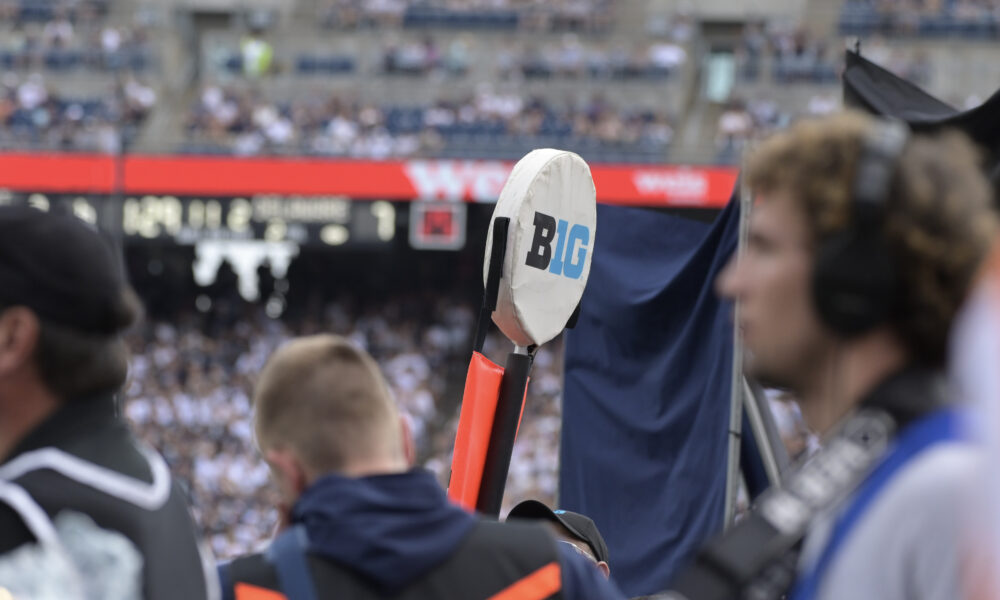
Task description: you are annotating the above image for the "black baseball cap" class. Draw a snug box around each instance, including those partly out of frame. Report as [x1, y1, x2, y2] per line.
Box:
[0, 205, 134, 334]
[507, 500, 610, 563]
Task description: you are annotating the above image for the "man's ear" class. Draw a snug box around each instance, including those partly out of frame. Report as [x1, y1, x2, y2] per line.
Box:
[265, 446, 310, 497]
[400, 416, 415, 467]
[0, 308, 40, 375]
[596, 561, 610, 579]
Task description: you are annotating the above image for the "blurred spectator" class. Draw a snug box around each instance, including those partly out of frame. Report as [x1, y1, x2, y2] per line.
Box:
[240, 29, 273, 78]
[0, 72, 154, 151]
[16, 72, 46, 109]
[735, 23, 767, 80]
[713, 91, 847, 164]
[649, 41, 687, 74]
[444, 36, 472, 76]
[734, 23, 840, 83]
[766, 390, 818, 461]
[382, 35, 441, 75]
[42, 9, 74, 48]
[366, 0, 407, 28]
[771, 26, 837, 83]
[716, 100, 754, 153]
[123, 75, 156, 120]
[807, 92, 838, 116]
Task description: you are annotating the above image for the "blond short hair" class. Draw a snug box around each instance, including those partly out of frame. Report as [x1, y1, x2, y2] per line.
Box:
[253, 334, 401, 473]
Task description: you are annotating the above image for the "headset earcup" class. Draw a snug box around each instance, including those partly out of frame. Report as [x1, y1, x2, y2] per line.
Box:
[812, 230, 895, 337]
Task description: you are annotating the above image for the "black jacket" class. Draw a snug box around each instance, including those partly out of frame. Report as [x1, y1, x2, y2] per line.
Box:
[0, 395, 213, 600]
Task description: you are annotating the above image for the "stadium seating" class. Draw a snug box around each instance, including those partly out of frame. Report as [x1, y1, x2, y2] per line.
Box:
[840, 0, 1000, 38]
[402, 6, 520, 30]
[7, 0, 109, 22]
[3, 0, 996, 163]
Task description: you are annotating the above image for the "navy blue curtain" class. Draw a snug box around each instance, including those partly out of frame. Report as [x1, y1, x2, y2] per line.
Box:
[560, 197, 740, 597]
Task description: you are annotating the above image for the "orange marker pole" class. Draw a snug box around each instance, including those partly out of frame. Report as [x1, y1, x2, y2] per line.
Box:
[448, 352, 505, 511]
[475, 350, 533, 517]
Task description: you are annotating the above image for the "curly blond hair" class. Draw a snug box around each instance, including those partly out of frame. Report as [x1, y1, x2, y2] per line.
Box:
[746, 110, 997, 365]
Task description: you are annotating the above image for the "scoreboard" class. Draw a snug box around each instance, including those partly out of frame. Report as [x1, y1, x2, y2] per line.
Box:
[0, 155, 740, 254]
[0, 191, 399, 248]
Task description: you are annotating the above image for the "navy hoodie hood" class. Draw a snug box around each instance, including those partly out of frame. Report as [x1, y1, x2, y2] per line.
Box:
[291, 469, 477, 593]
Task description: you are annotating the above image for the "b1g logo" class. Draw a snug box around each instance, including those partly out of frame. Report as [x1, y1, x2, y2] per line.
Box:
[524, 211, 590, 280]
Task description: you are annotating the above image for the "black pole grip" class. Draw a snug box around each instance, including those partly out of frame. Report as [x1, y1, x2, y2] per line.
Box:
[476, 350, 533, 517]
[473, 217, 509, 354]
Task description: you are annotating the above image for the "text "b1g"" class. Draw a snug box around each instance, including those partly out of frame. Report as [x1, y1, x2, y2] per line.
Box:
[524, 211, 590, 280]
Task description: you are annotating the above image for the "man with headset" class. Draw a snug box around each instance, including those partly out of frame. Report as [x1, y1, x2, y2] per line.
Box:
[693, 111, 996, 599]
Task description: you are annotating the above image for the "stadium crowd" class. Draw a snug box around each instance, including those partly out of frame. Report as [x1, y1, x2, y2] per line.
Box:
[185, 84, 674, 158]
[375, 34, 687, 80]
[715, 91, 839, 155]
[496, 37, 686, 80]
[213, 33, 686, 86]
[735, 23, 932, 85]
[0, 0, 154, 72]
[319, 0, 615, 32]
[0, 71, 155, 150]
[842, 0, 1000, 35]
[120, 264, 573, 559]
[736, 23, 839, 83]
[119, 255, 807, 559]
[717, 31, 936, 162]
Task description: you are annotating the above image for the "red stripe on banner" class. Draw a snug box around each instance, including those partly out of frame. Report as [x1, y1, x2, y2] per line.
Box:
[122, 155, 417, 198]
[0, 152, 115, 193]
[595, 164, 738, 207]
[0, 153, 739, 207]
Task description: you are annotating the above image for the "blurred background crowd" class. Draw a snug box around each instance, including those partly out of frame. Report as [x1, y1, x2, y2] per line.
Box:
[185, 84, 674, 159]
[5, 0, 997, 163]
[119, 252, 809, 559]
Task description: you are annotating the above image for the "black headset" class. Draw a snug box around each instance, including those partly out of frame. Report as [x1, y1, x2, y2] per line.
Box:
[811, 118, 909, 337]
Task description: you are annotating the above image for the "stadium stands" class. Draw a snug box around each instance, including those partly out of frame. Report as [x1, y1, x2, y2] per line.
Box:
[0, 72, 155, 151]
[125, 302, 564, 559]
[183, 83, 674, 161]
[0, 0, 154, 73]
[120, 251, 564, 558]
[5, 0, 999, 163]
[319, 0, 615, 33]
[1, 0, 110, 24]
[840, 0, 1000, 38]
[189, 0, 682, 162]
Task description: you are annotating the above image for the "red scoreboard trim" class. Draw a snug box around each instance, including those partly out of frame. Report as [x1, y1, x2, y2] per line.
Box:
[0, 153, 738, 207]
[0, 153, 116, 193]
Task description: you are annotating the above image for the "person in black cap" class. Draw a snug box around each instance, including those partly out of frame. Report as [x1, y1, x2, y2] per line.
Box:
[0, 206, 214, 599]
[507, 500, 611, 579]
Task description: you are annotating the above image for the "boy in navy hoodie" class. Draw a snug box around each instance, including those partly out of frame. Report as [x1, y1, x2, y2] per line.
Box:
[219, 334, 626, 600]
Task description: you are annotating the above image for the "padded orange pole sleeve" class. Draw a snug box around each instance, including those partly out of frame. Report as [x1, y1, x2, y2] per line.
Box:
[448, 351, 505, 511]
